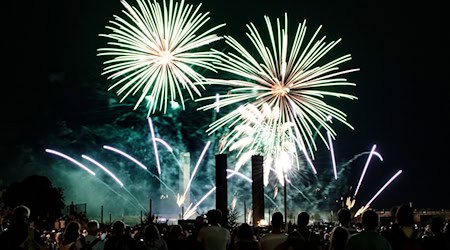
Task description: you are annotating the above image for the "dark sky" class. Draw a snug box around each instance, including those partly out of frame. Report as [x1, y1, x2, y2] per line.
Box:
[1, 0, 447, 210]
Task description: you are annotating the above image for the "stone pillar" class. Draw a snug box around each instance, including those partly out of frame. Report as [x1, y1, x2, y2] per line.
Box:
[252, 155, 264, 226]
[215, 154, 228, 227]
[180, 152, 191, 208]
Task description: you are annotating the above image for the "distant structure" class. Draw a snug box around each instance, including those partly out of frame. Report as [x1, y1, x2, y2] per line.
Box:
[375, 208, 450, 226]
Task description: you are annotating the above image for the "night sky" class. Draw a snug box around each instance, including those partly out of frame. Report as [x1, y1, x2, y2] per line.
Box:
[1, 0, 447, 211]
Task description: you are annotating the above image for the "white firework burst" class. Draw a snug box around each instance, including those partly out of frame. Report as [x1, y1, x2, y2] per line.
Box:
[98, 0, 225, 115]
[198, 13, 358, 158]
[221, 103, 299, 186]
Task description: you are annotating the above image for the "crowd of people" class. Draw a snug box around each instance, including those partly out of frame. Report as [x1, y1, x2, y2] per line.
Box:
[1, 203, 450, 250]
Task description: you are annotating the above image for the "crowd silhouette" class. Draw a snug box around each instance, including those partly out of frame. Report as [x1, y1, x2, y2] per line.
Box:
[1, 204, 450, 250]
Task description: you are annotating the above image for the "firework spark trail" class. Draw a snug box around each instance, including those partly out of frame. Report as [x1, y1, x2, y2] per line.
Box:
[45, 149, 96, 176]
[183, 186, 216, 219]
[82, 155, 124, 186]
[364, 170, 402, 208]
[103, 145, 176, 196]
[339, 151, 383, 168]
[285, 178, 311, 202]
[355, 170, 402, 217]
[148, 118, 161, 175]
[98, 0, 225, 115]
[154, 138, 183, 168]
[264, 194, 280, 210]
[154, 138, 172, 152]
[178, 141, 211, 206]
[225, 169, 281, 210]
[301, 146, 317, 174]
[197, 14, 358, 160]
[353, 144, 380, 197]
[226, 169, 252, 182]
[45, 149, 142, 210]
[81, 155, 147, 212]
[327, 131, 338, 179]
[222, 103, 317, 187]
[215, 93, 220, 112]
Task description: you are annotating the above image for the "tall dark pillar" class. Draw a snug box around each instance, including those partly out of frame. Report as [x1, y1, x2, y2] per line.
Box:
[252, 155, 264, 226]
[215, 154, 228, 226]
[100, 205, 104, 224]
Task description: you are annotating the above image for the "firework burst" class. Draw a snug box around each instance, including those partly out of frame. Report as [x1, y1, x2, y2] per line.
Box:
[198, 13, 358, 158]
[221, 103, 303, 187]
[98, 0, 225, 115]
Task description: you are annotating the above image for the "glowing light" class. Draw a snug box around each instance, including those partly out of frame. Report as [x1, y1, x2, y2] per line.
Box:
[183, 186, 216, 219]
[301, 146, 318, 174]
[353, 144, 380, 197]
[346, 196, 356, 210]
[46, 150, 148, 211]
[231, 196, 237, 211]
[82, 155, 124, 186]
[82, 155, 147, 211]
[178, 141, 211, 206]
[327, 131, 338, 180]
[170, 100, 180, 110]
[98, 0, 225, 115]
[102, 145, 177, 196]
[148, 118, 161, 175]
[154, 138, 173, 152]
[226, 169, 253, 182]
[103, 145, 148, 170]
[247, 210, 253, 225]
[355, 170, 402, 217]
[258, 219, 269, 226]
[45, 149, 96, 176]
[220, 103, 304, 186]
[198, 14, 358, 159]
[215, 93, 220, 112]
[365, 170, 402, 208]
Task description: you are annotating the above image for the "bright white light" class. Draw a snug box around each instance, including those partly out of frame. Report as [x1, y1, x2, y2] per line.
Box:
[226, 169, 253, 182]
[327, 132, 338, 180]
[82, 155, 124, 187]
[178, 141, 211, 206]
[154, 138, 173, 153]
[183, 186, 216, 219]
[353, 144, 377, 197]
[45, 149, 96, 176]
[98, 0, 225, 115]
[103, 145, 148, 170]
[148, 118, 161, 175]
[215, 93, 220, 112]
[356, 170, 402, 217]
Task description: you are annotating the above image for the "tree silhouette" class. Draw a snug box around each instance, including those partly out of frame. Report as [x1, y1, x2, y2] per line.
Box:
[3, 175, 65, 229]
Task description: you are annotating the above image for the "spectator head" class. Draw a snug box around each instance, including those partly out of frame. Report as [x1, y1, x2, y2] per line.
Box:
[86, 220, 100, 236]
[13, 205, 30, 223]
[195, 215, 205, 224]
[111, 220, 126, 236]
[330, 226, 349, 250]
[206, 209, 222, 225]
[237, 223, 254, 240]
[62, 221, 81, 244]
[169, 224, 183, 238]
[337, 208, 351, 226]
[271, 212, 284, 228]
[429, 216, 444, 234]
[362, 210, 378, 230]
[195, 215, 206, 228]
[395, 204, 414, 226]
[144, 224, 161, 241]
[297, 212, 310, 228]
